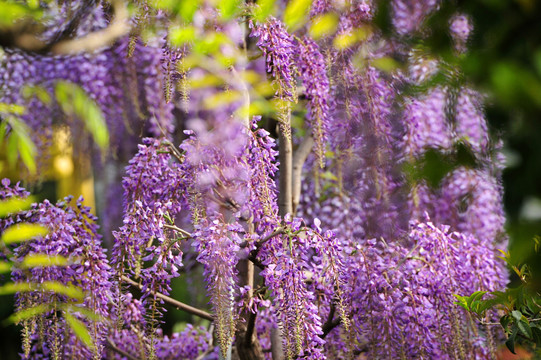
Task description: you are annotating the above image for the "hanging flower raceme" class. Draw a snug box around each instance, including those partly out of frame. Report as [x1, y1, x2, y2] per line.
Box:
[1, 182, 113, 359]
[192, 217, 242, 358]
[257, 216, 329, 360]
[341, 219, 505, 359]
[296, 37, 332, 168]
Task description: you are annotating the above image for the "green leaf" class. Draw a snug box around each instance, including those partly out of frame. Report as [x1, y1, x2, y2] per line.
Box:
[253, 0, 276, 22]
[309, 13, 339, 39]
[0, 261, 12, 274]
[5, 304, 52, 324]
[1, 223, 48, 244]
[0, 196, 34, 217]
[517, 319, 533, 339]
[371, 57, 401, 73]
[0, 103, 25, 115]
[6, 132, 18, 167]
[453, 294, 469, 310]
[218, 0, 240, 20]
[61, 304, 102, 322]
[20, 254, 69, 268]
[283, 0, 311, 31]
[169, 26, 196, 46]
[40, 281, 85, 301]
[0, 282, 33, 295]
[15, 131, 37, 173]
[55, 81, 109, 150]
[64, 312, 94, 349]
[500, 314, 511, 331]
[512, 310, 523, 322]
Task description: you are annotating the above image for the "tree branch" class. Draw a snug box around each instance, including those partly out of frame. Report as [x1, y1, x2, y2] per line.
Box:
[292, 132, 314, 214]
[121, 275, 213, 321]
[278, 104, 293, 218]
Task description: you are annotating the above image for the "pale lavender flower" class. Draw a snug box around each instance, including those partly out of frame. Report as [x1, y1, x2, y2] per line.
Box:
[450, 13, 473, 53]
[403, 87, 453, 157]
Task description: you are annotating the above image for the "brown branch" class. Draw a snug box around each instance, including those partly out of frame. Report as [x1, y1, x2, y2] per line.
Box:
[121, 275, 213, 321]
[292, 132, 314, 214]
[106, 337, 141, 360]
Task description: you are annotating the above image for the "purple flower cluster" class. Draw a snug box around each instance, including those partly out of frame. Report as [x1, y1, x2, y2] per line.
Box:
[251, 17, 297, 98]
[192, 218, 241, 358]
[2, 183, 113, 358]
[296, 37, 332, 167]
[341, 220, 505, 358]
[392, 0, 441, 35]
[112, 138, 185, 312]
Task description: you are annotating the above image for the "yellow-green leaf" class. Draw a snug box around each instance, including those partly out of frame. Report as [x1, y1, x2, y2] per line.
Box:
[253, 0, 276, 22]
[202, 91, 242, 109]
[0, 282, 33, 295]
[1, 223, 48, 244]
[218, 0, 240, 20]
[0, 103, 25, 115]
[6, 304, 52, 324]
[333, 32, 357, 50]
[65, 312, 94, 349]
[41, 281, 85, 301]
[20, 254, 69, 268]
[283, 0, 312, 31]
[0, 196, 34, 217]
[0, 261, 11, 274]
[309, 13, 339, 39]
[372, 56, 401, 73]
[55, 81, 109, 150]
[169, 26, 196, 46]
[61, 304, 103, 322]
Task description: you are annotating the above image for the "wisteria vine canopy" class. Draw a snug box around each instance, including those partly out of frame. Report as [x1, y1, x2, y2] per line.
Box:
[0, 0, 510, 359]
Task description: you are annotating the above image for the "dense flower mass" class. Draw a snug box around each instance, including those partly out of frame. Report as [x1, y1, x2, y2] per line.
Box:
[0, 1, 509, 359]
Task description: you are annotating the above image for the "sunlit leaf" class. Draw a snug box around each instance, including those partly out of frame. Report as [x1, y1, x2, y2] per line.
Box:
[20, 254, 69, 268]
[6, 304, 52, 324]
[218, 0, 241, 20]
[189, 74, 225, 89]
[40, 281, 85, 301]
[1, 223, 48, 244]
[55, 81, 109, 150]
[193, 32, 231, 55]
[283, 0, 311, 31]
[0, 282, 33, 295]
[169, 26, 196, 46]
[0, 196, 34, 217]
[0, 261, 11, 273]
[253, 0, 276, 22]
[64, 312, 94, 349]
[202, 90, 242, 109]
[372, 57, 401, 73]
[0, 103, 25, 115]
[61, 304, 102, 322]
[309, 13, 339, 39]
[21, 85, 51, 104]
[333, 32, 357, 50]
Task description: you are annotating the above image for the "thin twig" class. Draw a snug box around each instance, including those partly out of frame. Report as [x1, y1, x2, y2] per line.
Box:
[121, 275, 213, 321]
[163, 224, 192, 238]
[240, 227, 284, 249]
[106, 337, 141, 360]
